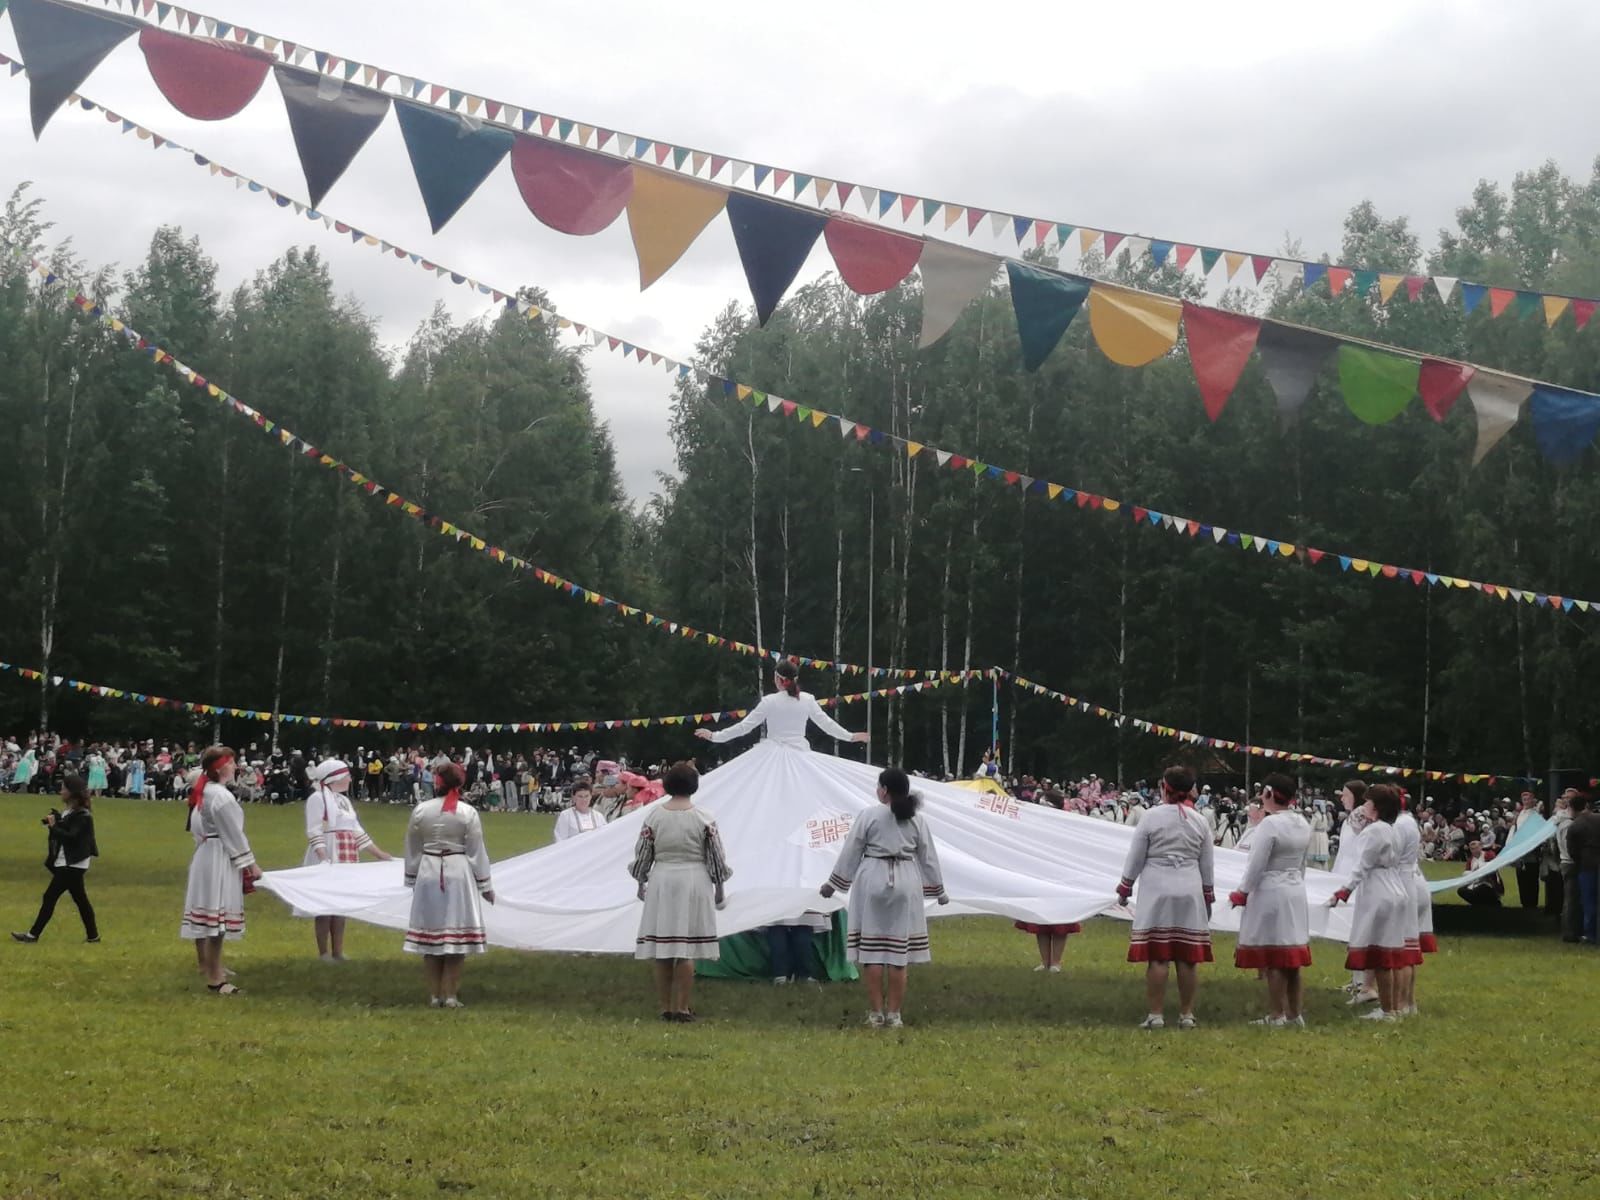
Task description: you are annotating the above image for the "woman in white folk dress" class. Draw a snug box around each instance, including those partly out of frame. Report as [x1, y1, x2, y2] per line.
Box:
[301, 757, 392, 961]
[819, 767, 948, 1029]
[180, 745, 260, 996]
[1308, 803, 1332, 868]
[1228, 773, 1313, 1027]
[629, 762, 733, 1023]
[1329, 783, 1416, 1022]
[694, 660, 870, 751]
[1393, 794, 1434, 1016]
[1332, 779, 1378, 1004]
[553, 779, 606, 841]
[1115, 765, 1215, 1030]
[403, 762, 494, 1009]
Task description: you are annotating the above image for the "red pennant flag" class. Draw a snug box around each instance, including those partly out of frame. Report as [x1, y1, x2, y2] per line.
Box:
[1417, 359, 1474, 422]
[1404, 276, 1427, 302]
[1133, 506, 1148, 523]
[1573, 299, 1596, 330]
[1250, 254, 1273, 283]
[1409, 570, 1425, 585]
[836, 182, 855, 206]
[899, 194, 917, 221]
[653, 143, 672, 165]
[1103, 232, 1126, 258]
[1182, 301, 1261, 421]
[949, 455, 967, 470]
[1381, 564, 1400, 579]
[1327, 267, 1352, 296]
[772, 169, 792, 191]
[429, 84, 445, 104]
[138, 29, 273, 121]
[966, 208, 986, 234]
[823, 218, 923, 295]
[1075, 492, 1090, 508]
[539, 114, 555, 135]
[1307, 548, 1325, 564]
[1174, 245, 1197, 271]
[1488, 288, 1516, 317]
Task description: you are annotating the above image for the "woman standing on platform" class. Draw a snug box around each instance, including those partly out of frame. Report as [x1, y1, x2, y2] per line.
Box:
[179, 746, 259, 995]
[1115, 764, 1215, 1030]
[403, 762, 494, 1008]
[302, 757, 393, 962]
[629, 762, 733, 1022]
[1329, 783, 1416, 1022]
[1229, 773, 1312, 1027]
[820, 767, 948, 1029]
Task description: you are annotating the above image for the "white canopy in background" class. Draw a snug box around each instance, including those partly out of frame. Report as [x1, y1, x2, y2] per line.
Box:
[259, 743, 1355, 951]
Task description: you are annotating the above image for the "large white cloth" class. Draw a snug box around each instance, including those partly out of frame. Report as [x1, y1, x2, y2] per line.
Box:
[259, 743, 1357, 951]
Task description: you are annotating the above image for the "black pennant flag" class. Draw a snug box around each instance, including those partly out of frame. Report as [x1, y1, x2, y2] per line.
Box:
[8, 0, 139, 138]
[273, 65, 390, 208]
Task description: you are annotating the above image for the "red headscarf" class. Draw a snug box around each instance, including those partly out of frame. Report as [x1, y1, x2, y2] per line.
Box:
[441, 787, 462, 815]
[189, 755, 233, 810]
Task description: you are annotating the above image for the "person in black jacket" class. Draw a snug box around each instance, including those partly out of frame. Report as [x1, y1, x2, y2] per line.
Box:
[12, 774, 100, 943]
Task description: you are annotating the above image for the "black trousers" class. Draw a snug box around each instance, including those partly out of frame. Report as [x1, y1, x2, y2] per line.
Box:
[31, 866, 97, 939]
[1544, 868, 1564, 918]
[1516, 859, 1542, 908]
[1562, 866, 1583, 941]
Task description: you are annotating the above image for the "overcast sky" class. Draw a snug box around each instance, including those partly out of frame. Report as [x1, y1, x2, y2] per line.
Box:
[5, 0, 1600, 502]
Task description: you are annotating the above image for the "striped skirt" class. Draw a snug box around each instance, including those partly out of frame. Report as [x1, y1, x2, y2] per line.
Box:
[846, 856, 932, 967]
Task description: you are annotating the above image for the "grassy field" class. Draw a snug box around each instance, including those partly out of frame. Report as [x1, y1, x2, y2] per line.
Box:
[0, 794, 1592, 1199]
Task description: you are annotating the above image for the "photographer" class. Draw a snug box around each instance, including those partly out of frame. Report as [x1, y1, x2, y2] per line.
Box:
[11, 774, 99, 944]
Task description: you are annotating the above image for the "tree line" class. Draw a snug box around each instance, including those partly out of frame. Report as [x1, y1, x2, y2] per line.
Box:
[4, 158, 1600, 792]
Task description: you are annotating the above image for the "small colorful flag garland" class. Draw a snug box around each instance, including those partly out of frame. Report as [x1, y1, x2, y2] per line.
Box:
[0, 659, 984, 732]
[11, 80, 1596, 622]
[1000, 671, 1536, 787]
[8, 246, 932, 681]
[34, 0, 1600, 338]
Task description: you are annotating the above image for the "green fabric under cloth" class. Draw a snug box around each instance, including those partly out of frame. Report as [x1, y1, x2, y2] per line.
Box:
[697, 911, 859, 981]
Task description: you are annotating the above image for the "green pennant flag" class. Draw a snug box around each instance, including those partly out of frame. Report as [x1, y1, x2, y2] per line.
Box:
[1515, 290, 1541, 319]
[922, 197, 941, 225]
[1338, 345, 1418, 424]
[1200, 248, 1222, 274]
[558, 118, 574, 140]
[672, 146, 690, 170]
[1352, 269, 1379, 296]
[1055, 223, 1074, 245]
[796, 406, 812, 421]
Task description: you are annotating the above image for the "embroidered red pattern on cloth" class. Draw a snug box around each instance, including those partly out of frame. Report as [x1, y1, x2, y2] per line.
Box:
[183, 908, 244, 932]
[1128, 926, 1214, 964]
[404, 928, 487, 946]
[1233, 944, 1313, 969]
[322, 829, 362, 863]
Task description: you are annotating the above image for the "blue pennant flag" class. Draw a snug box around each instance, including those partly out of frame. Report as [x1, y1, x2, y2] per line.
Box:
[394, 100, 513, 232]
[726, 192, 827, 325]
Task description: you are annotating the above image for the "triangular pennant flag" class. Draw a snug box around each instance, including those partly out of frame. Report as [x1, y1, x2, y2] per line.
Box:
[1488, 287, 1516, 317]
[1460, 282, 1486, 313]
[509, 135, 632, 235]
[1543, 295, 1571, 327]
[1223, 251, 1248, 280]
[823, 217, 923, 296]
[8, 0, 139, 137]
[1150, 240, 1174, 267]
[1417, 360, 1474, 423]
[917, 240, 997, 348]
[1528, 384, 1600, 465]
[1182, 302, 1261, 421]
[725, 192, 827, 325]
[1173, 245, 1198, 271]
[626, 166, 728, 289]
[1515, 290, 1541, 320]
[1404, 275, 1427, 302]
[1078, 228, 1101, 255]
[274, 65, 390, 207]
[1256, 323, 1337, 422]
[1087, 285, 1181, 367]
[1007, 262, 1091, 372]
[1574, 299, 1597, 331]
[394, 101, 513, 232]
[1466, 372, 1533, 465]
[1199, 247, 1222, 275]
[1433, 276, 1458, 304]
[1338, 345, 1418, 425]
[1249, 254, 1273, 283]
[1376, 273, 1404, 303]
[137, 27, 272, 120]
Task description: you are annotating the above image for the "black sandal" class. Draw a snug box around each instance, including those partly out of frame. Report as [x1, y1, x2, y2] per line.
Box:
[207, 982, 242, 996]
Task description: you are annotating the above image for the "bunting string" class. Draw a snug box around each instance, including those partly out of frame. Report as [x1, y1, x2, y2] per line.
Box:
[0, 659, 984, 732]
[5, 7, 1600, 464]
[0, 655, 1531, 785]
[27, 0, 1600, 337]
[7, 243, 934, 680]
[5, 80, 1596, 621]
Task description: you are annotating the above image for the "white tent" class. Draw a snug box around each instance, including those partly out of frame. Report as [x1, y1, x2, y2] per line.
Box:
[259, 742, 1354, 951]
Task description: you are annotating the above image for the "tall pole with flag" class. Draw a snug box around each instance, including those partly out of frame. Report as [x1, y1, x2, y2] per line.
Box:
[991, 671, 1001, 771]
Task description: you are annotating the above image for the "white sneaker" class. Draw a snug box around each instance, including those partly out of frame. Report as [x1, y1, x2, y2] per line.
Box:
[1287, 1015, 1306, 1028]
[429, 997, 443, 1008]
[1047, 965, 1062, 974]
[866, 1011, 885, 1028]
[1358, 1007, 1395, 1021]
[1032, 964, 1048, 972]
[1346, 991, 1380, 1006]
[442, 998, 464, 1010]
[1400, 1004, 1419, 1017]
[884, 1012, 904, 1029]
[1250, 1016, 1288, 1027]
[1177, 1014, 1198, 1031]
[1138, 1014, 1165, 1030]
[773, 976, 791, 986]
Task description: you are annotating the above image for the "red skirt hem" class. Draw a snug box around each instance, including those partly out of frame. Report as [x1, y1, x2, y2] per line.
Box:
[1345, 946, 1415, 970]
[1234, 945, 1313, 970]
[1129, 941, 1213, 964]
[1014, 921, 1083, 936]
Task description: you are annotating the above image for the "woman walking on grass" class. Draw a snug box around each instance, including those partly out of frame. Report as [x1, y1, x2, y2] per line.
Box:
[403, 762, 495, 1009]
[819, 767, 948, 1029]
[179, 746, 260, 995]
[1329, 783, 1417, 1022]
[1115, 764, 1215, 1030]
[12, 774, 99, 944]
[629, 761, 733, 1023]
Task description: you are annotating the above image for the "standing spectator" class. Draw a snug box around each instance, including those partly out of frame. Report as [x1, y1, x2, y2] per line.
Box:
[403, 762, 495, 1008]
[11, 774, 99, 944]
[1228, 774, 1312, 1027]
[1543, 790, 1570, 923]
[1512, 792, 1543, 908]
[1555, 790, 1580, 942]
[1115, 765, 1215, 1030]
[629, 762, 733, 1022]
[84, 747, 108, 798]
[819, 767, 947, 1028]
[1567, 792, 1600, 946]
[180, 746, 260, 995]
[553, 782, 606, 840]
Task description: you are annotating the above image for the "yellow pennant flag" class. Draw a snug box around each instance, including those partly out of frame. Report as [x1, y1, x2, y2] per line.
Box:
[1223, 251, 1248, 280]
[1087, 285, 1182, 367]
[1544, 295, 1571, 327]
[1377, 273, 1404, 303]
[736, 384, 753, 401]
[907, 441, 924, 457]
[1046, 483, 1063, 500]
[1078, 228, 1101, 255]
[815, 180, 835, 205]
[1101, 498, 1121, 512]
[943, 204, 963, 231]
[626, 166, 729, 289]
[810, 410, 827, 428]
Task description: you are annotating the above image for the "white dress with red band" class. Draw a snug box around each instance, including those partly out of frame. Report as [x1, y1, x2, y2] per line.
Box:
[1232, 811, 1313, 970]
[180, 782, 256, 941]
[1342, 820, 1419, 970]
[403, 796, 493, 955]
[1395, 811, 1436, 954]
[1118, 802, 1215, 964]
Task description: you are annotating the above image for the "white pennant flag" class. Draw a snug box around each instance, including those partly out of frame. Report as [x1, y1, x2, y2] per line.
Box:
[1466, 372, 1533, 465]
[1211, 526, 1228, 543]
[1270, 259, 1304, 291]
[989, 211, 1008, 237]
[730, 161, 751, 186]
[1433, 276, 1459, 304]
[918, 241, 998, 348]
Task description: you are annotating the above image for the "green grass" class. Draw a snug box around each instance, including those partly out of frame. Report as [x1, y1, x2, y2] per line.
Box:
[0, 795, 1593, 1199]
